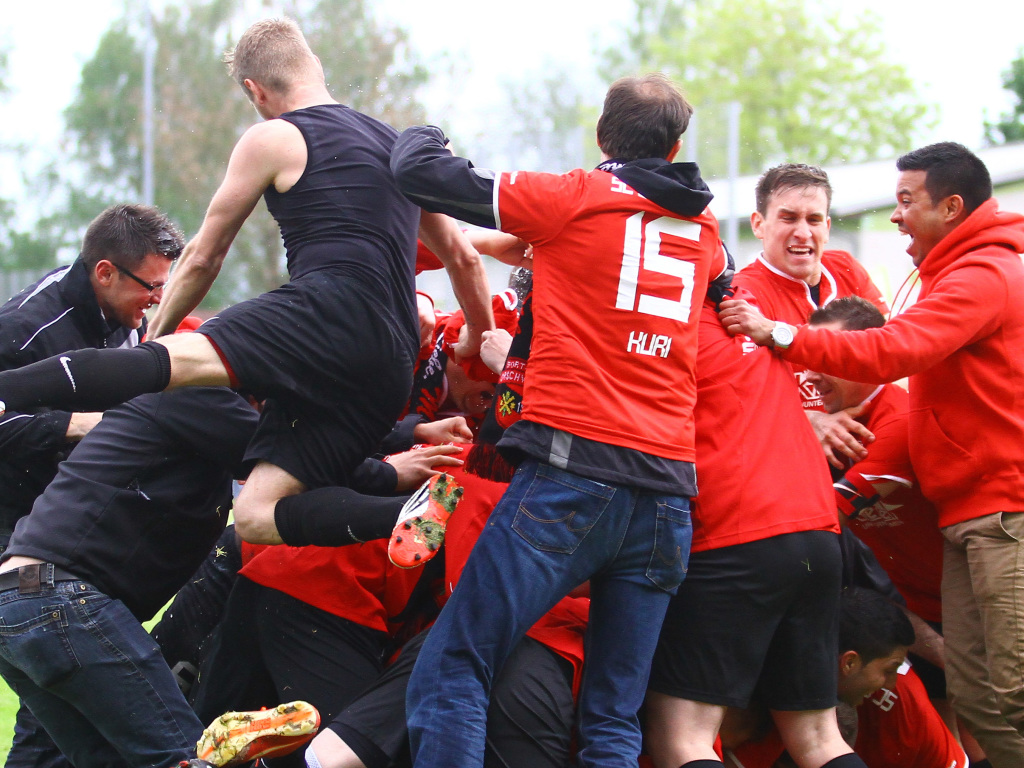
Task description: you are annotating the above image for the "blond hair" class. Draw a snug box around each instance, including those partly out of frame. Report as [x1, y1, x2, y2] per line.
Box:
[224, 18, 317, 95]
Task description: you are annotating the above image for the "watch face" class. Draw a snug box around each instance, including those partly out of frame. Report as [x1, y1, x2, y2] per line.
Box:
[772, 324, 794, 347]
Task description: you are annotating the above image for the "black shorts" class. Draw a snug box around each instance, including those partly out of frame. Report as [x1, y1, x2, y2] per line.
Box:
[649, 529, 842, 711]
[199, 269, 417, 488]
[327, 629, 575, 768]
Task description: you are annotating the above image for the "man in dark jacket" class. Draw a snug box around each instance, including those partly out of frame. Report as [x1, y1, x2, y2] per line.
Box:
[0, 203, 182, 768]
[0, 387, 258, 768]
[0, 203, 182, 548]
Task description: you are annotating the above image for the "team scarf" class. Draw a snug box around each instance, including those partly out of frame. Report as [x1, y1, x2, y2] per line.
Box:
[465, 288, 534, 482]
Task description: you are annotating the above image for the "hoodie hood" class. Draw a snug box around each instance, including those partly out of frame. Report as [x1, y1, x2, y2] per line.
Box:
[598, 158, 713, 218]
[919, 198, 1024, 277]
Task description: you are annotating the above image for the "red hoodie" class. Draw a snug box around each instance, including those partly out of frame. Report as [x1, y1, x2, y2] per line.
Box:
[782, 199, 1024, 526]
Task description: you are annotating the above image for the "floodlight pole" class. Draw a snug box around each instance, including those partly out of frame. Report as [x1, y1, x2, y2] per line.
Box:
[142, 1, 155, 206]
[725, 101, 742, 256]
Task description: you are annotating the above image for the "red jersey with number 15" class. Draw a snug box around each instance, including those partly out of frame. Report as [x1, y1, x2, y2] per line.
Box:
[495, 168, 726, 461]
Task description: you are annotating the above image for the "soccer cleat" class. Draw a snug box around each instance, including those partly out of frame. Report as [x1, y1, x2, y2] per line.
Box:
[195, 700, 320, 767]
[388, 473, 463, 568]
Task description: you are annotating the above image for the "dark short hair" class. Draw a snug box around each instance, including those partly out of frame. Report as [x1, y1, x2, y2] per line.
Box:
[81, 204, 184, 269]
[755, 163, 832, 215]
[809, 296, 885, 331]
[596, 74, 692, 161]
[896, 142, 992, 216]
[839, 587, 915, 664]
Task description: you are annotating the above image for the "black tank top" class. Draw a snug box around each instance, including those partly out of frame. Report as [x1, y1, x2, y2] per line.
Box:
[264, 103, 419, 328]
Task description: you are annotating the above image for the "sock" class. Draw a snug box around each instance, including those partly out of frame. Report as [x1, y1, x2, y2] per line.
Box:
[820, 754, 868, 768]
[304, 744, 322, 768]
[0, 342, 171, 412]
[274, 487, 406, 547]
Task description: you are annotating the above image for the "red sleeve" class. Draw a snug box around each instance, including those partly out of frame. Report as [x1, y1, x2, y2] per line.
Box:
[785, 260, 1009, 383]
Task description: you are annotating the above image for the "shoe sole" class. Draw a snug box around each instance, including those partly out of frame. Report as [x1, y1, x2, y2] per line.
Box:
[388, 473, 463, 568]
[196, 701, 320, 767]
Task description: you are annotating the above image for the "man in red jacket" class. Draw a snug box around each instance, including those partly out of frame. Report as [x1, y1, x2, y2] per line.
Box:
[720, 142, 1024, 768]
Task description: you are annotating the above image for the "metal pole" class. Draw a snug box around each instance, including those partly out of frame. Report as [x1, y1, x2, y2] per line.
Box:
[142, 2, 155, 206]
[725, 101, 742, 256]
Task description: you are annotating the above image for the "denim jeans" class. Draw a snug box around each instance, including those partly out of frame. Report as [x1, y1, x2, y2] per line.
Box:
[407, 459, 692, 768]
[5, 704, 73, 768]
[0, 575, 204, 768]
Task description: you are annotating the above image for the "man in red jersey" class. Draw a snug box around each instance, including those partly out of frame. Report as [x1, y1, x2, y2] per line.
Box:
[733, 164, 888, 469]
[645, 295, 864, 768]
[725, 588, 965, 768]
[389, 74, 731, 768]
[721, 142, 1024, 767]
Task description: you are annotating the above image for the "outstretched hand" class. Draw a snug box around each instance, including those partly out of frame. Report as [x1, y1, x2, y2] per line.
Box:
[388, 444, 465, 492]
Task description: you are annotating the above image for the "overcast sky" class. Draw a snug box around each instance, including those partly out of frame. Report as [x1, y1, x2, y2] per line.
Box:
[2, 0, 1022, 197]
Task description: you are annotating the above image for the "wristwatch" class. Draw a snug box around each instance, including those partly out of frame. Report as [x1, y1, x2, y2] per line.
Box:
[770, 322, 794, 350]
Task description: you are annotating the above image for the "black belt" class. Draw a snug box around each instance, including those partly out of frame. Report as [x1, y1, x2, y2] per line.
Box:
[0, 563, 82, 594]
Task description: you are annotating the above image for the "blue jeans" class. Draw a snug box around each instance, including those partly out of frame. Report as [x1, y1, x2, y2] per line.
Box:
[407, 460, 692, 768]
[0, 575, 204, 768]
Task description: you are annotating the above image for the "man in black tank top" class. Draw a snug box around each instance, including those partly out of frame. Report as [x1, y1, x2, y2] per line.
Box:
[0, 18, 494, 547]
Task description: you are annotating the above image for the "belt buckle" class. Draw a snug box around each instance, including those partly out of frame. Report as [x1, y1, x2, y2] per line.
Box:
[17, 563, 53, 594]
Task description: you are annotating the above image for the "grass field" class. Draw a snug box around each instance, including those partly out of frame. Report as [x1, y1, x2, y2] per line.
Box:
[0, 681, 16, 757]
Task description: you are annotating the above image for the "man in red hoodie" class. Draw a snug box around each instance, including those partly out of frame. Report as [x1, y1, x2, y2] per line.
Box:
[720, 141, 1024, 768]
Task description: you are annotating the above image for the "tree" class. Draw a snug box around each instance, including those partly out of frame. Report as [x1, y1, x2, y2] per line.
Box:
[46, 0, 428, 307]
[985, 50, 1024, 144]
[601, 0, 932, 176]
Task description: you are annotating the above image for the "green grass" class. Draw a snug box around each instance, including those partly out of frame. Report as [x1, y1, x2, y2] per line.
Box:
[0, 680, 16, 757]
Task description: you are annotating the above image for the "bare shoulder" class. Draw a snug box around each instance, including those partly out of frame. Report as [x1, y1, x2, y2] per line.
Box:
[230, 119, 307, 192]
[234, 118, 304, 158]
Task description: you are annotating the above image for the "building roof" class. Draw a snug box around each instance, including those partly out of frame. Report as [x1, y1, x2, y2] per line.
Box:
[706, 141, 1024, 221]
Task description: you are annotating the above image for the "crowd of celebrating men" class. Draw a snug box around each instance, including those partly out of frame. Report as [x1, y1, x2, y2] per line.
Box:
[0, 14, 1021, 768]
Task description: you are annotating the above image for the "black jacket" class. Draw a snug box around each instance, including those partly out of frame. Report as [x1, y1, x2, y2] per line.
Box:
[0, 258, 141, 534]
[3, 387, 258, 620]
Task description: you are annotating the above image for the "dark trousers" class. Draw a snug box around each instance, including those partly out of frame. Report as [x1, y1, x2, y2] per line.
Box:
[191, 576, 389, 768]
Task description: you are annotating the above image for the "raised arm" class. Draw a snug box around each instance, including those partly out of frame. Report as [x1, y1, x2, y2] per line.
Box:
[147, 120, 304, 337]
[417, 213, 494, 358]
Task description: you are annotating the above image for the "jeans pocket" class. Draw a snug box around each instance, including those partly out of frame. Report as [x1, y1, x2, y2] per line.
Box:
[647, 501, 692, 592]
[0, 602, 82, 687]
[512, 464, 615, 554]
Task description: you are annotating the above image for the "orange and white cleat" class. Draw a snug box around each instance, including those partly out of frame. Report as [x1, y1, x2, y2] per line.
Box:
[195, 700, 320, 767]
[388, 473, 463, 568]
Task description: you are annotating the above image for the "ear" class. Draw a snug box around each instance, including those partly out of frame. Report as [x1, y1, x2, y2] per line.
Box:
[93, 259, 117, 287]
[944, 194, 966, 224]
[750, 210, 765, 239]
[244, 78, 266, 105]
[665, 138, 682, 162]
[838, 650, 861, 678]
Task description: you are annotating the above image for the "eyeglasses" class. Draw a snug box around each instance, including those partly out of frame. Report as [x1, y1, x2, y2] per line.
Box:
[115, 264, 166, 295]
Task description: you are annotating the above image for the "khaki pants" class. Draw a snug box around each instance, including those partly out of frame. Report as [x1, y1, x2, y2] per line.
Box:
[943, 511, 1024, 768]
